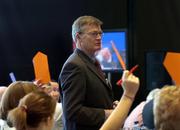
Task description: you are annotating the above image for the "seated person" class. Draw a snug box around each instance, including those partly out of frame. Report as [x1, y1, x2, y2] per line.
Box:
[33, 80, 63, 130]
[33, 80, 60, 101]
[154, 85, 180, 130]
[49, 81, 60, 102]
[0, 81, 38, 130]
[142, 99, 154, 129]
[123, 88, 160, 129]
[7, 91, 56, 130]
[49, 81, 63, 130]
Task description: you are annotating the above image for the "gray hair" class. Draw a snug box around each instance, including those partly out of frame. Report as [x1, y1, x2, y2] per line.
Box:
[72, 16, 103, 42]
[146, 88, 160, 101]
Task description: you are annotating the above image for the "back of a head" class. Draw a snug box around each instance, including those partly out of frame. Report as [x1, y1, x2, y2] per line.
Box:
[72, 15, 103, 42]
[7, 91, 56, 130]
[154, 85, 180, 130]
[146, 88, 160, 102]
[0, 81, 38, 120]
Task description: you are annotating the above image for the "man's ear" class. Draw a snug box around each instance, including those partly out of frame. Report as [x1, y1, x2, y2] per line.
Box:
[75, 32, 81, 42]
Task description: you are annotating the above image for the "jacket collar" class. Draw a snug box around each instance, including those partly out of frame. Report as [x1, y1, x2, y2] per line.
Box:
[74, 49, 112, 90]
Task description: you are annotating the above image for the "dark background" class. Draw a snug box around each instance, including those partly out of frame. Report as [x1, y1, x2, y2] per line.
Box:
[0, 0, 179, 105]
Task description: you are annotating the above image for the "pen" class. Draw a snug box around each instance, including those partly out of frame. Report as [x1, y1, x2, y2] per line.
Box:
[116, 64, 139, 86]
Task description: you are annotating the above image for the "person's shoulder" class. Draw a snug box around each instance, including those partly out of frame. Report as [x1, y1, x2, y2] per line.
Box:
[64, 51, 82, 64]
[65, 52, 88, 70]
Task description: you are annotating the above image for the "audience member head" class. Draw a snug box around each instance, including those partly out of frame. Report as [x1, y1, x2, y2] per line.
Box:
[146, 88, 160, 102]
[0, 81, 38, 120]
[49, 81, 60, 102]
[34, 80, 60, 102]
[40, 82, 60, 102]
[154, 85, 180, 130]
[0, 86, 7, 102]
[7, 91, 56, 130]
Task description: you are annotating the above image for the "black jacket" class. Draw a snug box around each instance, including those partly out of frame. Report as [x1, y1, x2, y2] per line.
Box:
[59, 49, 113, 130]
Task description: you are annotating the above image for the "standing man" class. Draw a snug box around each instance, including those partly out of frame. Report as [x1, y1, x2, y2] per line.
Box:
[59, 16, 114, 130]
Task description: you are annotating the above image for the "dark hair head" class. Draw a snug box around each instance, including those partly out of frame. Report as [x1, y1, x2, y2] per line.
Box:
[7, 91, 56, 130]
[0, 81, 38, 120]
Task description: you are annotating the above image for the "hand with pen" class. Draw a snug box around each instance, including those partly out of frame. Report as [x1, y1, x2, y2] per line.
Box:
[100, 70, 140, 130]
[111, 41, 139, 87]
[116, 65, 139, 86]
[121, 70, 140, 100]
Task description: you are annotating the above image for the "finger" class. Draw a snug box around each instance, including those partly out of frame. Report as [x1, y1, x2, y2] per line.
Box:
[34, 79, 42, 85]
[122, 70, 129, 81]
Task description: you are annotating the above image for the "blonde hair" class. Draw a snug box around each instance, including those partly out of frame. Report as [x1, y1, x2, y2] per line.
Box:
[72, 15, 103, 42]
[0, 81, 38, 120]
[7, 91, 56, 130]
[154, 85, 180, 130]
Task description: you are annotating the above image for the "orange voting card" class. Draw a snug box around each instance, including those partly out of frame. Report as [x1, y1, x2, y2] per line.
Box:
[33, 51, 51, 84]
[163, 52, 180, 85]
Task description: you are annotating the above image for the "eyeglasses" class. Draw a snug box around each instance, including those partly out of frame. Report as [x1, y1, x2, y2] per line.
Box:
[79, 31, 103, 37]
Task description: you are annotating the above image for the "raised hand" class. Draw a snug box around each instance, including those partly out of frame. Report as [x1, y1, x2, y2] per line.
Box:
[121, 70, 140, 99]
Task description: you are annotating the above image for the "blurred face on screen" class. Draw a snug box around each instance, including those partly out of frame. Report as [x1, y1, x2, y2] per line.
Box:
[101, 48, 112, 62]
[77, 24, 102, 56]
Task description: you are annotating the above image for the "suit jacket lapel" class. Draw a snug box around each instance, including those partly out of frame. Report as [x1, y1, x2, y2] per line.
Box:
[75, 49, 112, 90]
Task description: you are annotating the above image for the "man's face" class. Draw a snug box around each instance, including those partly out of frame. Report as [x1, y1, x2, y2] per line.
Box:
[77, 24, 102, 56]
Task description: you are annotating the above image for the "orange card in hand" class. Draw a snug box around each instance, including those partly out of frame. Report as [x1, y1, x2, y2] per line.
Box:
[33, 51, 51, 84]
[163, 52, 180, 85]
